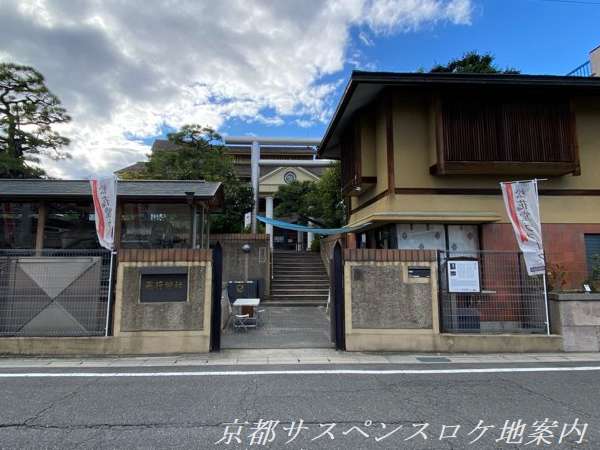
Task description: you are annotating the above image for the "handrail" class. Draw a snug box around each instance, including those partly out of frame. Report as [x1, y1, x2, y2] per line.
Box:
[566, 61, 592, 77]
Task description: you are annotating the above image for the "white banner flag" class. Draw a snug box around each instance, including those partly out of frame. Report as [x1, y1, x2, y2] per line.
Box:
[90, 176, 117, 251]
[500, 180, 545, 276]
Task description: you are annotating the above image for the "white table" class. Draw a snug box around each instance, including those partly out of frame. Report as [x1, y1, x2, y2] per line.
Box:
[231, 298, 261, 329]
[233, 298, 260, 307]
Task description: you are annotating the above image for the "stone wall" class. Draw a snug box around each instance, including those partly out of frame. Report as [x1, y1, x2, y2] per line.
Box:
[343, 249, 439, 351]
[210, 234, 270, 297]
[113, 249, 213, 353]
[119, 265, 206, 332]
[349, 263, 433, 329]
[340, 248, 563, 352]
[550, 293, 600, 351]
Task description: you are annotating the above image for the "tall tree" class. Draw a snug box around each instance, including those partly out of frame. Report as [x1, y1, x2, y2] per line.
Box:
[274, 163, 345, 228]
[430, 51, 520, 74]
[122, 125, 253, 233]
[0, 63, 71, 178]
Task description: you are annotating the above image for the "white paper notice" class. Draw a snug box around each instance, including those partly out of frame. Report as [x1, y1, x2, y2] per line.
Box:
[448, 260, 481, 293]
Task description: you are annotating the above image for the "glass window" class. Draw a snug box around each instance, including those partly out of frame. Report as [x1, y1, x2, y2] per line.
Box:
[365, 224, 398, 249]
[585, 234, 600, 279]
[120, 203, 192, 249]
[0, 202, 39, 249]
[43, 202, 99, 249]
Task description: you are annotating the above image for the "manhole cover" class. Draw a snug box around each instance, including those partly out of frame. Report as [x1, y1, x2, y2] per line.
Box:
[416, 357, 451, 363]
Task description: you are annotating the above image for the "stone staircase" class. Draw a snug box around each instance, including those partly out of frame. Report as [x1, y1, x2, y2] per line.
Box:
[267, 251, 329, 306]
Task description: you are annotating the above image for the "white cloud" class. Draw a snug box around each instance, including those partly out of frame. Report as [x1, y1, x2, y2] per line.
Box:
[0, 0, 472, 178]
[358, 31, 375, 47]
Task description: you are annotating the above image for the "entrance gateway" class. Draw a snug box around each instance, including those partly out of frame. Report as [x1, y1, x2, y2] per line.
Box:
[0, 183, 553, 354]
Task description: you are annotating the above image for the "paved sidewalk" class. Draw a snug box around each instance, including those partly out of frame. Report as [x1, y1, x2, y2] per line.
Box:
[0, 350, 599, 368]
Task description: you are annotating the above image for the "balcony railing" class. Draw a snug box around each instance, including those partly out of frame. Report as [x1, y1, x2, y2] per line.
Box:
[567, 61, 592, 77]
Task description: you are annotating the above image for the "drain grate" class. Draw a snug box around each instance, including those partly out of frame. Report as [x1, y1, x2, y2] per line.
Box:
[416, 357, 451, 363]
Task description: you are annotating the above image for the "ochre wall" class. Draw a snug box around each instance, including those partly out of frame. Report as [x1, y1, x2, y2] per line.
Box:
[348, 91, 600, 226]
[351, 100, 388, 210]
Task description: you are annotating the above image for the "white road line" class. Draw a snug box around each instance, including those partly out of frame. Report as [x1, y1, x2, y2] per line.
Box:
[0, 366, 600, 377]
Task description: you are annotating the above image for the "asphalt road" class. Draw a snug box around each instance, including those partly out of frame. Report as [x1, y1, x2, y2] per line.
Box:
[0, 363, 598, 449]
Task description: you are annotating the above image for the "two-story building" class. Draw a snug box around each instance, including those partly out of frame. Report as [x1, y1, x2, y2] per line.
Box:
[320, 71, 600, 286]
[319, 71, 600, 352]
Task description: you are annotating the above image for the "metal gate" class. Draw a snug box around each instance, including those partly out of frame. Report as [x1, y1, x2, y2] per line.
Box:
[329, 241, 345, 350]
[0, 249, 111, 336]
[438, 251, 548, 334]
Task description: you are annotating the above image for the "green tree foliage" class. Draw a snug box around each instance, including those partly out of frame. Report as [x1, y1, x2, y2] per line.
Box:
[274, 162, 345, 228]
[122, 124, 253, 233]
[274, 180, 315, 220]
[430, 51, 520, 74]
[0, 63, 71, 178]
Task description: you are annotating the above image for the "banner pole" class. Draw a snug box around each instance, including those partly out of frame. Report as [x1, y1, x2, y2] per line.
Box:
[104, 250, 116, 337]
[542, 272, 551, 336]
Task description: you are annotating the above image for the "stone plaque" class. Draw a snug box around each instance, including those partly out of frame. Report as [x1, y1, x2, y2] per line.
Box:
[140, 271, 188, 303]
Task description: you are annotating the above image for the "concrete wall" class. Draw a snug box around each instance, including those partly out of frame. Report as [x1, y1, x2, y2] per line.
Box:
[342, 249, 563, 353]
[0, 249, 215, 355]
[550, 293, 600, 352]
[112, 255, 213, 353]
[117, 264, 207, 332]
[210, 234, 270, 296]
[349, 263, 433, 329]
[0, 334, 211, 356]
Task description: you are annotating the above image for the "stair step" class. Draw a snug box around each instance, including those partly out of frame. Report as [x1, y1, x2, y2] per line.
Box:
[271, 290, 330, 295]
[273, 262, 323, 266]
[274, 260, 322, 263]
[273, 269, 327, 275]
[262, 301, 327, 307]
[274, 261, 323, 265]
[270, 293, 329, 299]
[273, 272, 329, 281]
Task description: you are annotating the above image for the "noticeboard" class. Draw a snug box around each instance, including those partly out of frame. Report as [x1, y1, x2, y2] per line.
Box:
[447, 260, 480, 293]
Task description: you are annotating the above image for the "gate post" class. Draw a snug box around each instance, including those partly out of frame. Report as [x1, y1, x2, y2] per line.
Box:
[330, 241, 346, 350]
[210, 242, 223, 352]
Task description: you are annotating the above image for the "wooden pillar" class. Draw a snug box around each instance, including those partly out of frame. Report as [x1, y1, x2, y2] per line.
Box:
[385, 95, 396, 195]
[35, 201, 46, 255]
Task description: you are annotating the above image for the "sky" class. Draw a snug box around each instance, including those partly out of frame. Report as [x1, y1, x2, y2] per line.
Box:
[0, 0, 598, 179]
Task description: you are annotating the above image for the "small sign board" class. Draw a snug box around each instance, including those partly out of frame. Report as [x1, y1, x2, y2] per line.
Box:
[448, 260, 480, 293]
[140, 273, 188, 303]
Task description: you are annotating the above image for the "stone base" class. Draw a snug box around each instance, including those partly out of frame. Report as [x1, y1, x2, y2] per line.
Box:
[480, 321, 524, 333]
[0, 332, 210, 357]
[550, 293, 600, 352]
[345, 331, 562, 353]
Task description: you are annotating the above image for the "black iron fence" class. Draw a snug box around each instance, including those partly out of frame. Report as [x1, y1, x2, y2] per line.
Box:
[438, 251, 548, 334]
[0, 249, 112, 337]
